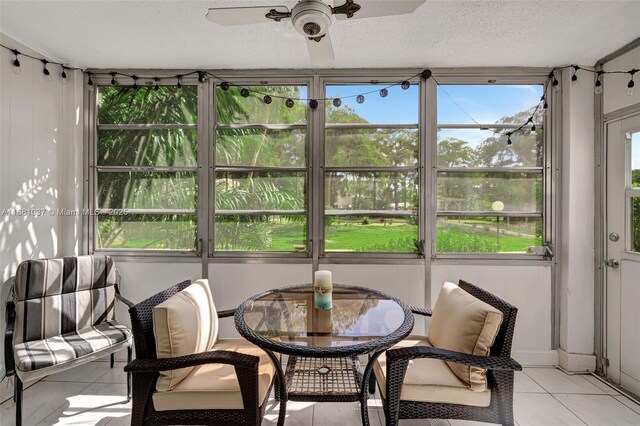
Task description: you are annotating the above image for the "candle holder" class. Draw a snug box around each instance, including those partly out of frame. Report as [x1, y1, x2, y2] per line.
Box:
[314, 270, 333, 310]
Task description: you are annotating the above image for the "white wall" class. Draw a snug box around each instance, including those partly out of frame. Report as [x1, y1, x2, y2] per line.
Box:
[431, 263, 556, 366]
[0, 34, 84, 280]
[114, 260, 555, 364]
[603, 44, 640, 115]
[0, 33, 83, 396]
[322, 264, 426, 336]
[558, 68, 597, 371]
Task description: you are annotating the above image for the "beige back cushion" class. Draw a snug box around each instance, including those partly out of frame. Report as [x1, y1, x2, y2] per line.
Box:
[153, 279, 219, 391]
[428, 282, 503, 392]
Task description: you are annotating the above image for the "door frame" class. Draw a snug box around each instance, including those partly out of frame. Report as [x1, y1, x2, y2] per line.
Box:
[594, 37, 640, 376]
[596, 100, 640, 379]
[600, 112, 640, 392]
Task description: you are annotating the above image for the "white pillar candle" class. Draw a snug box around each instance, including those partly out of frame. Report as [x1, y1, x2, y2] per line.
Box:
[314, 270, 333, 310]
[314, 270, 332, 290]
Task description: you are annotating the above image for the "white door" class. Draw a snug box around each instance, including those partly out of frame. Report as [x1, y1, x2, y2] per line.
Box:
[605, 113, 640, 396]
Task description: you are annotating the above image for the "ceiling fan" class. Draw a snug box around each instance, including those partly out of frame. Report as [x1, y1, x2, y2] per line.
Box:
[205, 0, 426, 66]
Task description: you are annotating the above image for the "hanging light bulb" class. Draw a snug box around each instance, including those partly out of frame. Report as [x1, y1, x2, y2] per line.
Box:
[197, 71, 207, 85]
[61, 66, 68, 80]
[594, 71, 604, 95]
[132, 75, 139, 91]
[153, 77, 160, 91]
[401, 80, 410, 90]
[109, 72, 117, 86]
[549, 71, 560, 93]
[531, 124, 536, 133]
[41, 60, 52, 81]
[285, 98, 295, 108]
[309, 99, 319, 109]
[176, 75, 183, 89]
[356, 94, 365, 104]
[542, 96, 548, 109]
[87, 72, 94, 91]
[506, 132, 513, 146]
[627, 70, 637, 96]
[332, 98, 342, 107]
[379, 88, 388, 97]
[240, 88, 250, 98]
[263, 95, 272, 105]
[571, 66, 579, 87]
[220, 81, 230, 91]
[11, 49, 21, 74]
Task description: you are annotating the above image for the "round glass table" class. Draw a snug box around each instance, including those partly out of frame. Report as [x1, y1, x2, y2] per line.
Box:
[234, 284, 414, 426]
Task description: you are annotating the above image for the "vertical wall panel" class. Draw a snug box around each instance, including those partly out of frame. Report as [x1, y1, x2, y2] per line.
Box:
[0, 34, 83, 378]
[431, 263, 553, 356]
[210, 263, 313, 337]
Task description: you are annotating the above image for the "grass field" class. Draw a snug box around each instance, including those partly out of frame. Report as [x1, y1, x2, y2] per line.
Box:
[100, 217, 541, 253]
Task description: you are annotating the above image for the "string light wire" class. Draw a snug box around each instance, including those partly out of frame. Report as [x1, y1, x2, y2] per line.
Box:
[2, 42, 639, 144]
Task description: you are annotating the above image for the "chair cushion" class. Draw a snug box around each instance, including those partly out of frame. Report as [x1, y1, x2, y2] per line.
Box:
[152, 338, 276, 411]
[374, 337, 491, 407]
[14, 320, 131, 372]
[153, 279, 218, 391]
[428, 282, 503, 391]
[13, 255, 118, 344]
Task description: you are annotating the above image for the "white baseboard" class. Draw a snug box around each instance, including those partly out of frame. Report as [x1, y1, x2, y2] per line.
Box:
[513, 350, 559, 367]
[557, 348, 596, 372]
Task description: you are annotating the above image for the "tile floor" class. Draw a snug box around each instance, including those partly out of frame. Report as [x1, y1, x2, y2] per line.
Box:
[0, 362, 639, 425]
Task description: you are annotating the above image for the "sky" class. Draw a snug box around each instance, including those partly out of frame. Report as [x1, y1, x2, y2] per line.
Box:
[633, 133, 640, 171]
[324, 83, 544, 147]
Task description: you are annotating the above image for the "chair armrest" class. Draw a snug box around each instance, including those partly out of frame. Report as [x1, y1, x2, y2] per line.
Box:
[409, 306, 432, 316]
[124, 350, 259, 373]
[115, 293, 134, 309]
[218, 308, 236, 319]
[113, 271, 134, 308]
[386, 345, 522, 371]
[4, 300, 16, 376]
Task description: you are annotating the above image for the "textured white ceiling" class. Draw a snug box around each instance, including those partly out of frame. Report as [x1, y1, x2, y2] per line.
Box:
[1, 0, 639, 69]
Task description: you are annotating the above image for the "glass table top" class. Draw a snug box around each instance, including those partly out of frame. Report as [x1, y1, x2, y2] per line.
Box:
[238, 284, 411, 353]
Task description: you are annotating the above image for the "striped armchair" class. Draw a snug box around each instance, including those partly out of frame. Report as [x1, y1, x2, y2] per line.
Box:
[4, 255, 133, 426]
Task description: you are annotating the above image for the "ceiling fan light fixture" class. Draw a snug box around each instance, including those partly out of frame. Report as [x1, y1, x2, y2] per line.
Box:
[292, 0, 332, 39]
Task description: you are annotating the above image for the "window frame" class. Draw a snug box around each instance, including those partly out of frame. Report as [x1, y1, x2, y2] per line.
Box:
[86, 69, 555, 263]
[210, 76, 313, 258]
[87, 74, 204, 257]
[429, 74, 554, 260]
[626, 130, 640, 254]
[319, 76, 424, 259]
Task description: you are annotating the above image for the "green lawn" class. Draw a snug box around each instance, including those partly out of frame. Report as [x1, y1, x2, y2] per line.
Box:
[100, 218, 541, 253]
[325, 221, 418, 252]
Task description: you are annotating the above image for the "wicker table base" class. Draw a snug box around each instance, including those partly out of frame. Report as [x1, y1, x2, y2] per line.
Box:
[285, 356, 363, 402]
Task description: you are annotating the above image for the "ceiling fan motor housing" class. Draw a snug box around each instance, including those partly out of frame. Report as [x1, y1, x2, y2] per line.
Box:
[292, 0, 332, 38]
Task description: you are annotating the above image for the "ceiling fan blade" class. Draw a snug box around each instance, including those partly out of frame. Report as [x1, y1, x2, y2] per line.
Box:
[205, 5, 290, 26]
[306, 33, 335, 66]
[333, 0, 426, 20]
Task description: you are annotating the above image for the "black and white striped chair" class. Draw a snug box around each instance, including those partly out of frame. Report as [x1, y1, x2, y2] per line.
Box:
[4, 255, 133, 426]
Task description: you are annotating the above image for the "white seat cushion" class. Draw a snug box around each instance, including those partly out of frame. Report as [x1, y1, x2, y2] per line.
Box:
[374, 337, 491, 407]
[428, 282, 503, 391]
[152, 338, 276, 411]
[152, 279, 219, 391]
[14, 320, 131, 372]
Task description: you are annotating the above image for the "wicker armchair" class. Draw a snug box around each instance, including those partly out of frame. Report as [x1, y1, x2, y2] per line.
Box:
[125, 279, 276, 425]
[374, 280, 522, 426]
